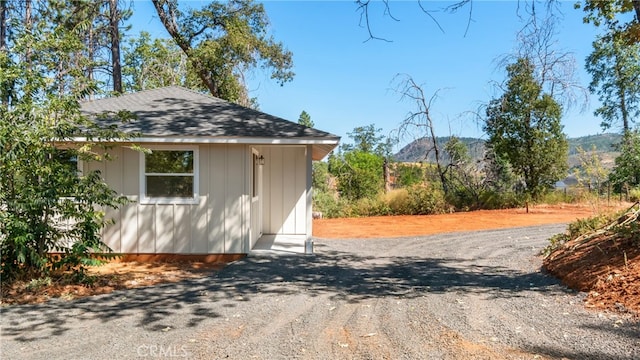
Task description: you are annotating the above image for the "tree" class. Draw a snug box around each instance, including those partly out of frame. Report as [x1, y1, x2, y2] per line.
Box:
[395, 163, 425, 188]
[45, 0, 131, 97]
[482, 144, 518, 194]
[0, 0, 6, 51]
[123, 31, 189, 92]
[395, 75, 449, 194]
[498, 9, 588, 111]
[586, 33, 640, 133]
[443, 136, 485, 207]
[609, 130, 640, 192]
[312, 161, 330, 194]
[0, 3, 132, 280]
[151, 0, 294, 106]
[342, 124, 391, 156]
[329, 150, 384, 201]
[573, 145, 609, 194]
[484, 58, 568, 200]
[578, 0, 640, 44]
[108, 0, 124, 93]
[328, 125, 391, 200]
[298, 110, 314, 127]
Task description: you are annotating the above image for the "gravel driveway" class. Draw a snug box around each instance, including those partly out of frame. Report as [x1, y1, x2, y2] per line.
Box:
[2, 224, 639, 359]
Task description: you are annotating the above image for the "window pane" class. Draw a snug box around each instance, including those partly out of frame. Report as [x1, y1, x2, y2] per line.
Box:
[55, 150, 78, 175]
[146, 150, 193, 174]
[146, 176, 193, 197]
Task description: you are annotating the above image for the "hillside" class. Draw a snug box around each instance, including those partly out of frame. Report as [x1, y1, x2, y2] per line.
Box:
[393, 136, 485, 163]
[394, 134, 622, 169]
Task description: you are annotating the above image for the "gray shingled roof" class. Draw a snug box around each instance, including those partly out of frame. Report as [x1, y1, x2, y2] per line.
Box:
[80, 86, 339, 159]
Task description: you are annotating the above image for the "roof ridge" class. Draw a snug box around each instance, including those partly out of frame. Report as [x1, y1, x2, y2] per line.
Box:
[173, 86, 311, 130]
[80, 86, 209, 104]
[164, 85, 215, 100]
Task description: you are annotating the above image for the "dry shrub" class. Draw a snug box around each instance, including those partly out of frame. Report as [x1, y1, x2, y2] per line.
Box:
[380, 189, 410, 214]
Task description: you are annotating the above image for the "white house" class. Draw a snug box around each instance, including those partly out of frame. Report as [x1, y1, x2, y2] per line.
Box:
[78, 86, 339, 261]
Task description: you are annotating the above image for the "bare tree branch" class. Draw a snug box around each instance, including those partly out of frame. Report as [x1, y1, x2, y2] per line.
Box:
[444, 0, 472, 36]
[151, 0, 219, 96]
[355, 0, 393, 42]
[393, 74, 451, 193]
[495, 4, 589, 112]
[418, 0, 445, 34]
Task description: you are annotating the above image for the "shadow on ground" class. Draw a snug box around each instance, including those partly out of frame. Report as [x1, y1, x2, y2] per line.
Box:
[2, 240, 638, 356]
[2, 244, 560, 337]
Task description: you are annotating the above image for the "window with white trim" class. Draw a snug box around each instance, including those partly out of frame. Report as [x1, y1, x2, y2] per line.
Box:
[55, 149, 83, 198]
[141, 146, 198, 204]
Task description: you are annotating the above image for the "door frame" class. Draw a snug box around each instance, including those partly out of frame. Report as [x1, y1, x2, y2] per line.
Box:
[250, 148, 263, 247]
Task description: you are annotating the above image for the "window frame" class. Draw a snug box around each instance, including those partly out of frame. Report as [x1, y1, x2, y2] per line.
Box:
[55, 148, 84, 200]
[139, 145, 199, 205]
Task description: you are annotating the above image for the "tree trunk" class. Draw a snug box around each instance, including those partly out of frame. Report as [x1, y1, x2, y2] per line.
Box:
[24, 0, 31, 66]
[429, 123, 447, 194]
[151, 0, 219, 97]
[87, 24, 95, 100]
[383, 158, 391, 193]
[109, 0, 122, 93]
[633, 0, 640, 23]
[0, 0, 6, 51]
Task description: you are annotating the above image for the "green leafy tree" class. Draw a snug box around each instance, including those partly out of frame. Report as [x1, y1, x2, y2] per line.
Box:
[123, 31, 189, 92]
[609, 130, 640, 192]
[586, 34, 640, 133]
[0, 4, 131, 280]
[329, 150, 384, 201]
[328, 125, 392, 200]
[482, 145, 518, 194]
[573, 145, 609, 193]
[342, 124, 392, 157]
[395, 163, 425, 188]
[443, 136, 485, 207]
[578, 0, 640, 44]
[151, 0, 294, 107]
[40, 0, 133, 97]
[484, 58, 569, 200]
[312, 161, 330, 193]
[298, 110, 314, 128]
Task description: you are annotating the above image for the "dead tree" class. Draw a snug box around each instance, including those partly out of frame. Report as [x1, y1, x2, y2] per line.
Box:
[394, 74, 449, 194]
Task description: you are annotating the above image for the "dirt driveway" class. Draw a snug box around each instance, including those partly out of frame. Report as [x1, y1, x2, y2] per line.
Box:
[2, 224, 638, 359]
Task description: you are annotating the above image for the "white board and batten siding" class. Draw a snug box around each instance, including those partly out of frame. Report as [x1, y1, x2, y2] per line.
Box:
[258, 146, 310, 236]
[90, 144, 311, 255]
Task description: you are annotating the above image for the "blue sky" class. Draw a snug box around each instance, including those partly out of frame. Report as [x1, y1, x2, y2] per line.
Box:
[129, 1, 606, 151]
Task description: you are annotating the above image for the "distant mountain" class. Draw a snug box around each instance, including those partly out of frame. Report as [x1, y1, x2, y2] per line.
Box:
[394, 134, 622, 168]
[393, 136, 485, 163]
[567, 133, 621, 155]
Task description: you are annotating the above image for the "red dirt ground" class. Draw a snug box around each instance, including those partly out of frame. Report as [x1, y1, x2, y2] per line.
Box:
[543, 202, 640, 316]
[2, 202, 637, 317]
[313, 202, 626, 239]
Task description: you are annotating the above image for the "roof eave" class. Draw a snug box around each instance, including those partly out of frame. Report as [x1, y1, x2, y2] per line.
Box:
[69, 135, 340, 160]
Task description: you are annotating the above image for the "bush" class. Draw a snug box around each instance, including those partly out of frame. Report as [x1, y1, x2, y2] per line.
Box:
[312, 190, 348, 218]
[629, 187, 640, 202]
[542, 212, 613, 256]
[395, 164, 425, 187]
[329, 151, 384, 201]
[538, 189, 574, 205]
[477, 190, 524, 210]
[381, 189, 410, 215]
[405, 185, 447, 215]
[314, 186, 451, 218]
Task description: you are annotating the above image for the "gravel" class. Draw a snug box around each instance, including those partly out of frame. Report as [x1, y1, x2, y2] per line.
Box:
[1, 224, 639, 359]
